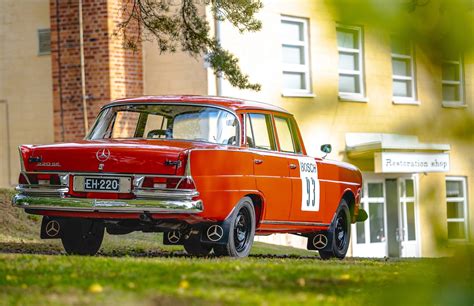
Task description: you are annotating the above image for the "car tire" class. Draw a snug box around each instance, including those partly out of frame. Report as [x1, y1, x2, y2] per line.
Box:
[213, 197, 256, 258]
[183, 233, 212, 256]
[319, 199, 351, 260]
[61, 219, 104, 256]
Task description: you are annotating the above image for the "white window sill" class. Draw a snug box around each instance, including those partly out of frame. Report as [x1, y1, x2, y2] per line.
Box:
[392, 98, 420, 105]
[338, 94, 368, 103]
[282, 92, 315, 98]
[442, 102, 467, 108]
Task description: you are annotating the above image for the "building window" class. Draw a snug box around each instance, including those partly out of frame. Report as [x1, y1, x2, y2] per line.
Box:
[442, 56, 464, 107]
[38, 29, 51, 55]
[391, 36, 417, 103]
[356, 181, 386, 244]
[446, 177, 468, 240]
[281, 16, 311, 96]
[337, 25, 365, 101]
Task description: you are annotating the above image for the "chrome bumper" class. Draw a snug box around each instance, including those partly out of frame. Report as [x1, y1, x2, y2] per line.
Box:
[13, 186, 203, 214]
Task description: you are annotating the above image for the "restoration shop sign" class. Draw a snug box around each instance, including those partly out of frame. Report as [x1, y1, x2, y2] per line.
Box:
[374, 152, 450, 173]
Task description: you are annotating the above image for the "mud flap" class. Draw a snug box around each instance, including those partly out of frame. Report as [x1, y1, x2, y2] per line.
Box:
[199, 221, 230, 245]
[163, 230, 185, 245]
[40, 216, 63, 239]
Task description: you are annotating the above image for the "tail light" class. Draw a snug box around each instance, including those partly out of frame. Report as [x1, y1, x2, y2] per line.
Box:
[140, 176, 196, 190]
[18, 173, 61, 185]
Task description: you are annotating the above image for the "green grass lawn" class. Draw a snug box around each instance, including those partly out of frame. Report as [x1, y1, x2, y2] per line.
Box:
[1, 189, 473, 306]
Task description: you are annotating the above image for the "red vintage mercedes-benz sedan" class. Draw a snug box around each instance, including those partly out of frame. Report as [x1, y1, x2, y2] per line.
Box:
[13, 96, 366, 258]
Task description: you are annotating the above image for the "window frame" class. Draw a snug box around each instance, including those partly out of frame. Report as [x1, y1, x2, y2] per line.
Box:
[337, 24, 366, 102]
[391, 37, 418, 104]
[445, 176, 469, 241]
[245, 113, 277, 151]
[38, 28, 51, 56]
[273, 115, 302, 154]
[442, 56, 465, 108]
[280, 15, 312, 97]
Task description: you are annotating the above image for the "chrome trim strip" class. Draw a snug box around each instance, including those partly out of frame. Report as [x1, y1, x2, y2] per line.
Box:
[261, 220, 330, 227]
[318, 179, 360, 186]
[18, 146, 26, 172]
[12, 194, 203, 214]
[16, 185, 69, 194]
[133, 189, 199, 200]
[21, 171, 190, 178]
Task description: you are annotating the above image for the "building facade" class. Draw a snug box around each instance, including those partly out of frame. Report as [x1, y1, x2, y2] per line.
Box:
[0, 0, 472, 257]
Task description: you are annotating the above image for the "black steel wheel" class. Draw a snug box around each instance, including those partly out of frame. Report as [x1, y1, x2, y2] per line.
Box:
[183, 233, 212, 256]
[213, 197, 255, 258]
[319, 200, 351, 260]
[61, 219, 104, 256]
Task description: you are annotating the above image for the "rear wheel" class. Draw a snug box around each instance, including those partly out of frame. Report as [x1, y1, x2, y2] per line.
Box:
[319, 200, 351, 260]
[61, 219, 104, 256]
[213, 197, 255, 258]
[183, 233, 212, 256]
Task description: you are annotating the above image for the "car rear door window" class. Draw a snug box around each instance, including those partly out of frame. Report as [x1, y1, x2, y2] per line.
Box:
[246, 113, 276, 150]
[274, 116, 296, 153]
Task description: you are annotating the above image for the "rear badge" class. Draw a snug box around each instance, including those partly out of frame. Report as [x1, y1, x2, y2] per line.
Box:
[96, 148, 111, 162]
[37, 162, 61, 167]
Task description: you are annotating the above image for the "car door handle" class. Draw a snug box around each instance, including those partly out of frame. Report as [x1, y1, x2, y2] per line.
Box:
[254, 159, 263, 165]
[289, 163, 297, 169]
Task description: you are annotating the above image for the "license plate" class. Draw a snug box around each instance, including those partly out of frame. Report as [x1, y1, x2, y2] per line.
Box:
[73, 176, 131, 193]
[85, 178, 119, 191]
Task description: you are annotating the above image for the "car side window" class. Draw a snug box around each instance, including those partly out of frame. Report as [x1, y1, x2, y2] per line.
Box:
[274, 116, 296, 153]
[246, 113, 276, 150]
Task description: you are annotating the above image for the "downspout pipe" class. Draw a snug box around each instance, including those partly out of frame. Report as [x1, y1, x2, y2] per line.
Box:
[214, 17, 223, 96]
[78, 0, 89, 134]
[55, 0, 65, 141]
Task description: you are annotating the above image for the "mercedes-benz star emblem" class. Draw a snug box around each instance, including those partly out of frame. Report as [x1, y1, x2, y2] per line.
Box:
[312, 233, 328, 250]
[96, 148, 110, 162]
[45, 220, 61, 237]
[167, 231, 181, 244]
[206, 225, 224, 242]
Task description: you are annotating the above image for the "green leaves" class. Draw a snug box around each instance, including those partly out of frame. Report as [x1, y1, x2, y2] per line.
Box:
[117, 0, 263, 91]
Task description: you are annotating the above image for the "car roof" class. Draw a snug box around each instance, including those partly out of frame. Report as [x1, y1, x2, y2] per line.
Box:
[106, 95, 291, 114]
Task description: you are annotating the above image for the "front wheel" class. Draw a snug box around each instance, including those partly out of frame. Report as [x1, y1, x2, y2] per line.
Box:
[214, 197, 256, 258]
[61, 219, 104, 256]
[319, 200, 351, 260]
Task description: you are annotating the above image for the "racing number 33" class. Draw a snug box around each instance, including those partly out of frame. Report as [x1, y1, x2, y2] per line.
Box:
[299, 157, 320, 212]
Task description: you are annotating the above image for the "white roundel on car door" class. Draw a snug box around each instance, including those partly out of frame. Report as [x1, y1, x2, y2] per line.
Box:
[298, 157, 320, 212]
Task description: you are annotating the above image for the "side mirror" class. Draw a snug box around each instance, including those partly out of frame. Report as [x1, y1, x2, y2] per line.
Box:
[320, 144, 332, 154]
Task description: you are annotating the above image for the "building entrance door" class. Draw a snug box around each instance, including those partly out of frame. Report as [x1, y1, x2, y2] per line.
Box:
[352, 175, 420, 258]
[352, 180, 387, 257]
[398, 178, 419, 257]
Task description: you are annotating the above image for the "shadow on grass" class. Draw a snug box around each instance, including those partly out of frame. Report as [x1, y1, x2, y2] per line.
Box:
[0, 241, 320, 260]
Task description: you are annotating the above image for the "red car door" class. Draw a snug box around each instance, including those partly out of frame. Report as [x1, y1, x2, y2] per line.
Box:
[245, 112, 292, 221]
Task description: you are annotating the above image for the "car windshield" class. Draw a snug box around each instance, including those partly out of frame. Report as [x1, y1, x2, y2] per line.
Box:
[87, 104, 239, 145]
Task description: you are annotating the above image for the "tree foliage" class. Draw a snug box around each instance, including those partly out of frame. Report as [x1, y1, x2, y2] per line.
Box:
[117, 0, 263, 91]
[327, 0, 474, 59]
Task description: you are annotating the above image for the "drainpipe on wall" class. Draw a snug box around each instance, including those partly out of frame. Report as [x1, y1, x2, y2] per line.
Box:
[78, 0, 89, 134]
[214, 17, 223, 96]
[55, 0, 65, 141]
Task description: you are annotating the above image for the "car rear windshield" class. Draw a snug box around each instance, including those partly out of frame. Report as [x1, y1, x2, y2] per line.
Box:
[87, 104, 239, 145]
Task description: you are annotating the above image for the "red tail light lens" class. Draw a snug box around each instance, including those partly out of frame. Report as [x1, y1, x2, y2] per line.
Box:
[142, 177, 167, 188]
[176, 178, 196, 190]
[19, 173, 60, 185]
[140, 176, 196, 190]
[18, 174, 29, 184]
